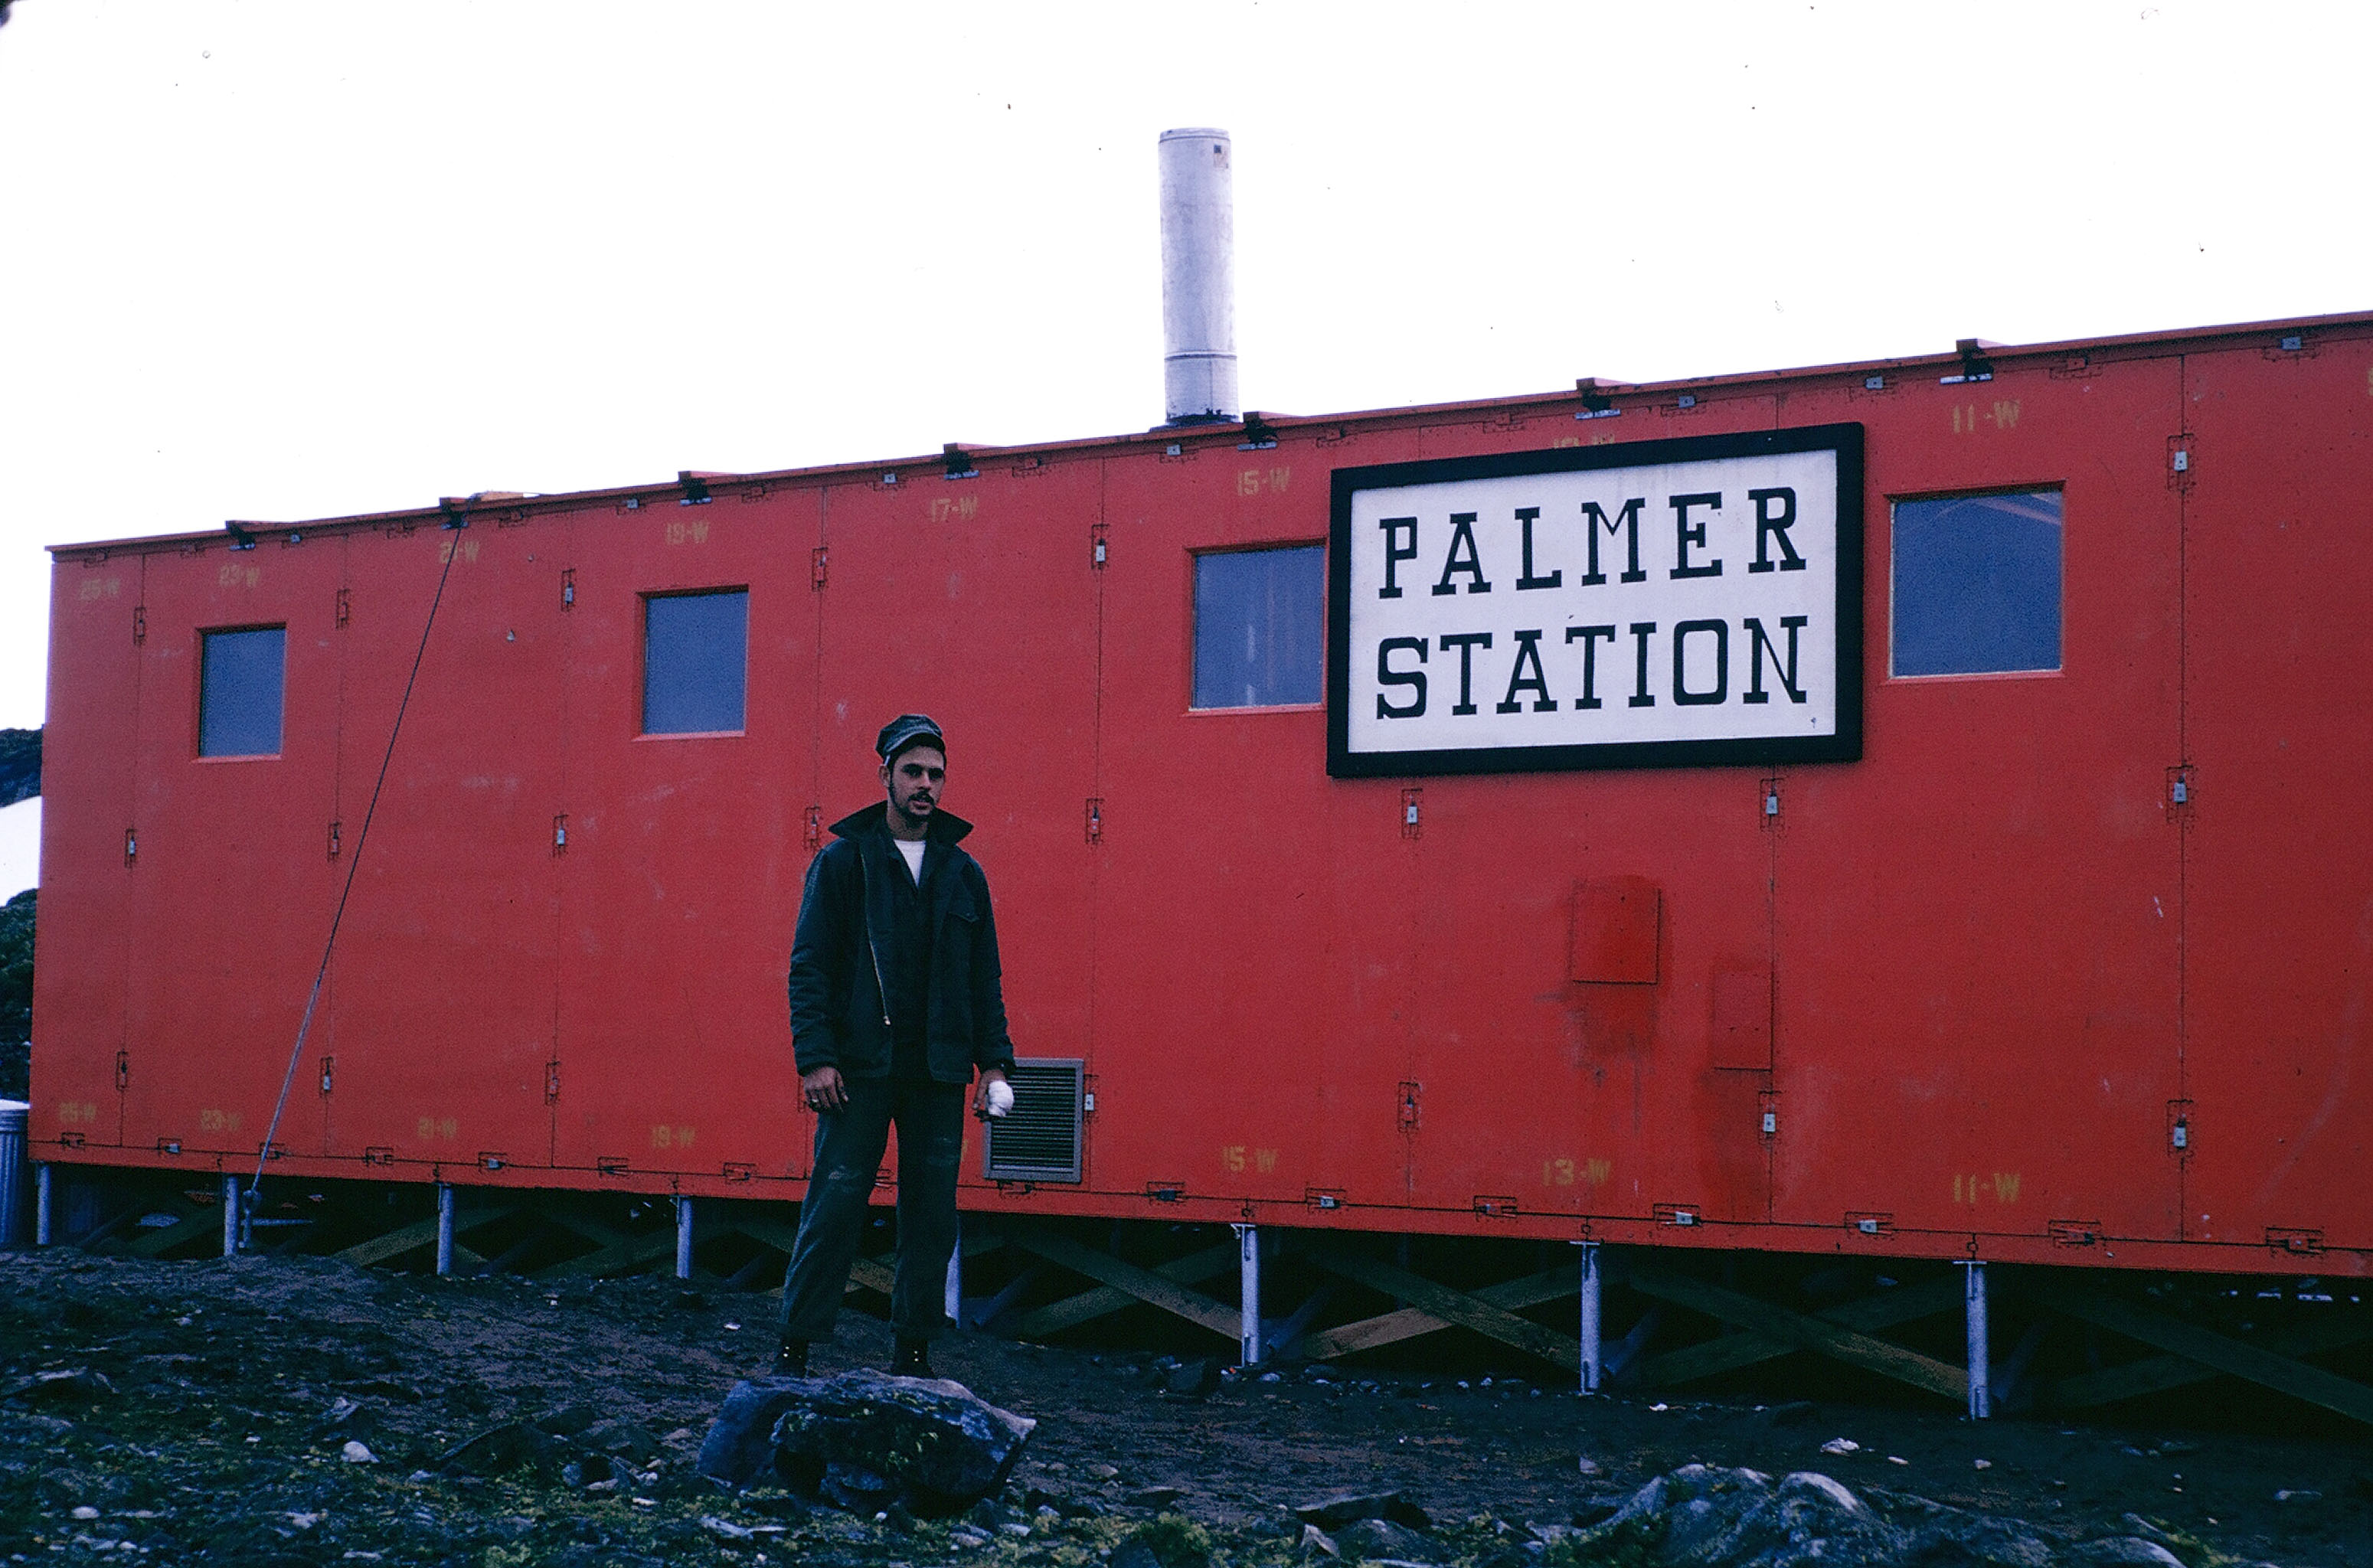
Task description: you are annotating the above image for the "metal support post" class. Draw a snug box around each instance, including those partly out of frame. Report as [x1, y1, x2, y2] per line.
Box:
[1234, 1222, 1261, 1367]
[943, 1216, 963, 1325]
[34, 1163, 52, 1246]
[435, 1183, 455, 1277]
[1577, 1242, 1603, 1394]
[221, 1176, 240, 1257]
[1963, 1259, 1991, 1419]
[675, 1195, 695, 1281]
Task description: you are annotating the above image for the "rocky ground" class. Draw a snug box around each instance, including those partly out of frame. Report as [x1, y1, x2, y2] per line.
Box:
[2, 1250, 2369, 1566]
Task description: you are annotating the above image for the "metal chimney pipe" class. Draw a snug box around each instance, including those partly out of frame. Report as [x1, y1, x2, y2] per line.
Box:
[1159, 127, 1237, 424]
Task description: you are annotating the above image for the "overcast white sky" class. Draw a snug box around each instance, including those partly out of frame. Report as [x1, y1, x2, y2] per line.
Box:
[1, 1, 2365, 733]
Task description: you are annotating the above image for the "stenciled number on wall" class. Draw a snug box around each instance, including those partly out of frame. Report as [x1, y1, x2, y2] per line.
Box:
[1327, 425, 1864, 776]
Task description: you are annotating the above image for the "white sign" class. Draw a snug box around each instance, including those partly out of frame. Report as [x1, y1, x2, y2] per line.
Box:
[1327, 426, 1862, 776]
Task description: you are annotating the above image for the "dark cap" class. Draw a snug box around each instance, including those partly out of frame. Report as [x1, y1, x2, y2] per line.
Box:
[875, 713, 946, 763]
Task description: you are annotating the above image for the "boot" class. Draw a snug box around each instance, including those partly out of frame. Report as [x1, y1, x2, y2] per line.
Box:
[770, 1338, 809, 1377]
[891, 1337, 933, 1377]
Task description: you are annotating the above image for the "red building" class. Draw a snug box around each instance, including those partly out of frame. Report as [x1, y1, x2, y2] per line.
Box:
[31, 309, 2372, 1295]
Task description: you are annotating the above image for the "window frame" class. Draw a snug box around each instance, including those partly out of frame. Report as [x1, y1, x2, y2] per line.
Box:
[194, 622, 289, 760]
[1185, 541, 1329, 715]
[1885, 484, 2066, 682]
[638, 586, 751, 738]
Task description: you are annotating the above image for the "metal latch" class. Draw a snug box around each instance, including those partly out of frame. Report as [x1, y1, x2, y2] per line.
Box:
[1397, 1081, 1420, 1130]
[1401, 788, 1422, 839]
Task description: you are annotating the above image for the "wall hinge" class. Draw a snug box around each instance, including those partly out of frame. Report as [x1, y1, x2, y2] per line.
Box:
[1306, 1187, 1344, 1211]
[552, 814, 569, 855]
[1091, 523, 1109, 569]
[2048, 1218, 2103, 1248]
[1473, 1194, 1520, 1218]
[1654, 1203, 1700, 1227]
[2167, 433, 2196, 491]
[545, 1060, 562, 1105]
[1400, 788, 1422, 840]
[811, 547, 829, 590]
[561, 567, 576, 609]
[2166, 764, 2195, 819]
[1845, 1210, 1894, 1236]
[2167, 1099, 2193, 1155]
[362, 1145, 395, 1166]
[1145, 1181, 1185, 1204]
[1397, 1080, 1420, 1130]
[2267, 1226, 2324, 1257]
[479, 1152, 508, 1172]
[335, 586, 351, 628]
[1084, 797, 1103, 844]
[1761, 774, 1783, 828]
[115, 1049, 129, 1093]
[803, 805, 822, 852]
[1760, 1089, 1780, 1138]
[723, 1161, 755, 1182]
[319, 1055, 335, 1096]
[597, 1155, 629, 1177]
[132, 604, 147, 645]
[123, 828, 137, 867]
[327, 820, 342, 861]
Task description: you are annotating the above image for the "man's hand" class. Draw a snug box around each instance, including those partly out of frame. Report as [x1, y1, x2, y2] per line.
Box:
[972, 1067, 1008, 1121]
[801, 1065, 848, 1114]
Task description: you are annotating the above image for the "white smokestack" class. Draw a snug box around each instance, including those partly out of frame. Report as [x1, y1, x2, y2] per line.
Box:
[1159, 128, 1237, 424]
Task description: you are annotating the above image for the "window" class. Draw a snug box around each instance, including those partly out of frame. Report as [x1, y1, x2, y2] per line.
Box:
[1891, 490, 2062, 677]
[642, 590, 748, 733]
[1191, 545, 1325, 709]
[198, 626, 286, 756]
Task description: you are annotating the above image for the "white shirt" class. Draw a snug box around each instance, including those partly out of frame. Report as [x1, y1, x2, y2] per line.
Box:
[894, 837, 926, 884]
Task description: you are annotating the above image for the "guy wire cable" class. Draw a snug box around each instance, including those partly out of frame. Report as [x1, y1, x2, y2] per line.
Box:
[242, 495, 482, 1242]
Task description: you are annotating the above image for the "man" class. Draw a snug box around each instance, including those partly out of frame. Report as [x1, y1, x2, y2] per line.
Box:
[776, 714, 1013, 1378]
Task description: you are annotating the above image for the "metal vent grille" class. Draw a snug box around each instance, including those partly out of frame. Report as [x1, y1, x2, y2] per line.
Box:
[983, 1058, 1084, 1183]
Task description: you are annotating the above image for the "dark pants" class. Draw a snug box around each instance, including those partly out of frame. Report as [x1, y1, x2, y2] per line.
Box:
[780, 1075, 966, 1344]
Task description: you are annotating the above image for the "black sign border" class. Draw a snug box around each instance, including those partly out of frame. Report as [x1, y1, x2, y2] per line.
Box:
[1326, 423, 1865, 779]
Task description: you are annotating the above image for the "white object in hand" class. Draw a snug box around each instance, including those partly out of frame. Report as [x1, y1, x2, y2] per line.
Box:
[985, 1079, 1015, 1118]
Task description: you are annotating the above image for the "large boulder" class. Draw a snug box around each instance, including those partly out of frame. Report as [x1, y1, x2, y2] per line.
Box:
[1573, 1465, 2061, 1568]
[696, 1371, 1034, 1517]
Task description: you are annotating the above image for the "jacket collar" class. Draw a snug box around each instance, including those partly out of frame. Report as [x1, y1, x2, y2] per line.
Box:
[827, 800, 975, 846]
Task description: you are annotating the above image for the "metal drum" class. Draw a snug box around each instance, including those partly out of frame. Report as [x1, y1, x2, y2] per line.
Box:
[0, 1099, 28, 1247]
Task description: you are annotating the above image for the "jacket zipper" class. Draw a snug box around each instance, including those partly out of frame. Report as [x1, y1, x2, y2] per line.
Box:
[862, 846, 894, 1032]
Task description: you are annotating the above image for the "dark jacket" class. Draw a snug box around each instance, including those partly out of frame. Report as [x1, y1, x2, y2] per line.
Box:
[786, 802, 1015, 1083]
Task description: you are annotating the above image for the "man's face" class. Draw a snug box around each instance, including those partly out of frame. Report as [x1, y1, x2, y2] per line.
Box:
[881, 744, 946, 828]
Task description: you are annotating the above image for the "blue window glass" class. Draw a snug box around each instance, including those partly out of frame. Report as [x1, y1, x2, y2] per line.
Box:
[1891, 491, 2062, 677]
[1192, 546, 1325, 709]
[198, 626, 286, 756]
[643, 590, 748, 734]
